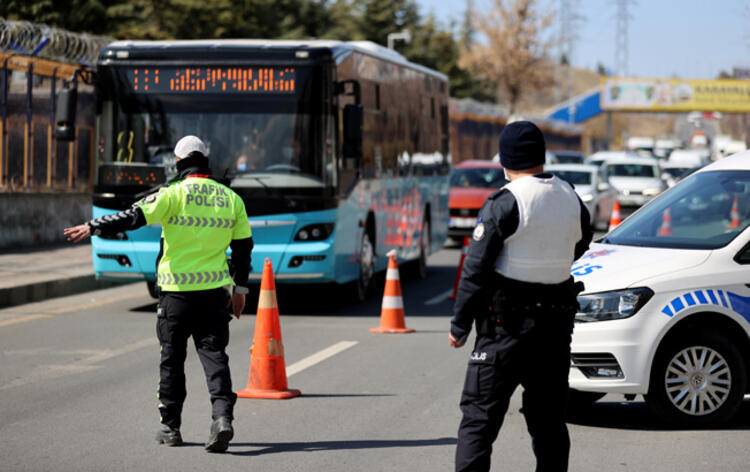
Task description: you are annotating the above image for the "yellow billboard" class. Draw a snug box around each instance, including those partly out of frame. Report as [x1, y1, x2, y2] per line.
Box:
[600, 77, 750, 112]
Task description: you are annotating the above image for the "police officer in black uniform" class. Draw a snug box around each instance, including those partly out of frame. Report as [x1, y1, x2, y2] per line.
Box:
[449, 121, 592, 472]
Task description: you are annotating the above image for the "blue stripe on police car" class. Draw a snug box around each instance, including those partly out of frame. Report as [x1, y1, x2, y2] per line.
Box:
[661, 289, 750, 324]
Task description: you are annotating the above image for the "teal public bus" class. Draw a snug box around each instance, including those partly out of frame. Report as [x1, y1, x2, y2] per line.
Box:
[59, 40, 450, 300]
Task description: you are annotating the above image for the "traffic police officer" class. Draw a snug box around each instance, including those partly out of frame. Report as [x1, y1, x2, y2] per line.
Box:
[64, 135, 253, 453]
[449, 121, 592, 472]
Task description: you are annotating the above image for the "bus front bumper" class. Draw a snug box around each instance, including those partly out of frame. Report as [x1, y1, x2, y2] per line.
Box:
[248, 240, 337, 284]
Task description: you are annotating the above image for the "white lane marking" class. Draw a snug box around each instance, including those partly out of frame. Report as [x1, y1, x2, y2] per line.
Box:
[424, 289, 453, 306]
[0, 337, 157, 391]
[286, 341, 358, 378]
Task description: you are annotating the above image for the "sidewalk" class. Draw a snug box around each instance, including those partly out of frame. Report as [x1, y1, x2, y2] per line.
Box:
[0, 243, 129, 308]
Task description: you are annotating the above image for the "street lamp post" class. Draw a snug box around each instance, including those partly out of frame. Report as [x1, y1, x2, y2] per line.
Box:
[387, 30, 411, 50]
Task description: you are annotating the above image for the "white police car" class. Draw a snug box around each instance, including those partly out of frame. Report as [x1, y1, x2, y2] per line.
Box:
[570, 151, 750, 426]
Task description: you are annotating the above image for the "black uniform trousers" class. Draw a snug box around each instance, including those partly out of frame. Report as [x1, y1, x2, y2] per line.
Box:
[455, 312, 574, 472]
[156, 288, 237, 429]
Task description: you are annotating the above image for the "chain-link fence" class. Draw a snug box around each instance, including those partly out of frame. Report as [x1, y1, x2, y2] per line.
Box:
[0, 20, 112, 192]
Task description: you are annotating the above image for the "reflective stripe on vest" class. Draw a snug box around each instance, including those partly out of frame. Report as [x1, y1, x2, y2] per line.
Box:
[157, 270, 230, 285]
[166, 216, 236, 228]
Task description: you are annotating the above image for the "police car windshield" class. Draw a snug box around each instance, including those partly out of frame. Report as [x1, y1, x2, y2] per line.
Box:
[450, 168, 507, 188]
[605, 170, 750, 249]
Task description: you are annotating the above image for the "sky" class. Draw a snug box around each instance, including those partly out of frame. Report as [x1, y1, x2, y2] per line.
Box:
[417, 0, 750, 80]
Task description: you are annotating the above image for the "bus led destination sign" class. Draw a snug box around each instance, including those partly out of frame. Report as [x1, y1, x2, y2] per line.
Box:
[125, 67, 296, 94]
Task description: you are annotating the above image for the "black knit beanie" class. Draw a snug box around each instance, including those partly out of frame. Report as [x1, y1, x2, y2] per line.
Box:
[498, 121, 546, 170]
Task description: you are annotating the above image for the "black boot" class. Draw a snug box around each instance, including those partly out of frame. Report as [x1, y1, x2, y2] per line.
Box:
[205, 416, 233, 453]
[156, 425, 183, 446]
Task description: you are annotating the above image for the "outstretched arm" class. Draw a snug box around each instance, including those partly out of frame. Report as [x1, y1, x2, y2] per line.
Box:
[64, 207, 147, 243]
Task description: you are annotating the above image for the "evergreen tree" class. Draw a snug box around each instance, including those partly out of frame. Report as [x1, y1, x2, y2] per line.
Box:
[323, 0, 364, 40]
[2, 0, 499, 103]
[2, 0, 111, 35]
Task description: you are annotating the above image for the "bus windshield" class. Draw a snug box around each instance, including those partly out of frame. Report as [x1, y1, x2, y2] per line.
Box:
[96, 65, 333, 194]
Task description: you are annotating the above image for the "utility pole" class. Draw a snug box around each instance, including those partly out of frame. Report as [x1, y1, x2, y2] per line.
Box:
[614, 0, 634, 77]
[557, 0, 572, 102]
[387, 30, 411, 50]
[609, 0, 635, 149]
[557, 0, 583, 123]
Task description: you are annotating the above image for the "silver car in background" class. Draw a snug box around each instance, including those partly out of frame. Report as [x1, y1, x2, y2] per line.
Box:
[546, 164, 617, 230]
[602, 156, 666, 208]
[585, 151, 634, 168]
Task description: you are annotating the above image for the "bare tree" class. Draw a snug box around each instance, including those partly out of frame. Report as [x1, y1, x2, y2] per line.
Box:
[459, 0, 555, 116]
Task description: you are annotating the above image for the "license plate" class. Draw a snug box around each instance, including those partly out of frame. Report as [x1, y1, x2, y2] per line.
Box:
[450, 217, 477, 228]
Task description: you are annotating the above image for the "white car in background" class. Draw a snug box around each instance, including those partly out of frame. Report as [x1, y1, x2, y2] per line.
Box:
[654, 138, 680, 159]
[585, 150, 636, 168]
[569, 151, 750, 426]
[717, 140, 747, 160]
[659, 161, 694, 188]
[668, 149, 708, 168]
[546, 164, 616, 230]
[602, 156, 666, 208]
[492, 150, 557, 165]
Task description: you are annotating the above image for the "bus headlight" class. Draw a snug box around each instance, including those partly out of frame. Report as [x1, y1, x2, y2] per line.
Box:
[96, 232, 129, 240]
[575, 287, 653, 322]
[295, 223, 334, 242]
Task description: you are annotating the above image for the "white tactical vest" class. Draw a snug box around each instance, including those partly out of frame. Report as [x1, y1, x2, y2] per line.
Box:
[495, 175, 582, 284]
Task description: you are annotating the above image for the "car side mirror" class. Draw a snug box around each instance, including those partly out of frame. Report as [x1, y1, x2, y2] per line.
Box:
[55, 87, 77, 141]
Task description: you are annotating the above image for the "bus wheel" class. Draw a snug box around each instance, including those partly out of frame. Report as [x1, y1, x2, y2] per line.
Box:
[645, 331, 746, 426]
[356, 230, 375, 302]
[416, 218, 430, 279]
[146, 281, 159, 299]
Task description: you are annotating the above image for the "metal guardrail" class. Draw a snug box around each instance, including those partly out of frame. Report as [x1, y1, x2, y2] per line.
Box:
[0, 20, 110, 192]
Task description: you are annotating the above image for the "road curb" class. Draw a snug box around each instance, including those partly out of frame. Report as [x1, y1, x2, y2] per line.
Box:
[0, 276, 133, 309]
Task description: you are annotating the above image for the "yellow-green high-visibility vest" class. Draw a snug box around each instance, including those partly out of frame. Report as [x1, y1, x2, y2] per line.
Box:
[136, 175, 252, 292]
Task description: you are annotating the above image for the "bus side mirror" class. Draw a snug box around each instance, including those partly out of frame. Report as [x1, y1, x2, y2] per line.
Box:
[342, 103, 362, 160]
[55, 87, 77, 141]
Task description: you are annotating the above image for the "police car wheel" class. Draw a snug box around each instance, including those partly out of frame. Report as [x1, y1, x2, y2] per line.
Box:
[356, 230, 375, 302]
[646, 331, 746, 427]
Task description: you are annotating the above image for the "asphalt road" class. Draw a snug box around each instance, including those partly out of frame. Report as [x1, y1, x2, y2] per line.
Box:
[1, 243, 750, 471]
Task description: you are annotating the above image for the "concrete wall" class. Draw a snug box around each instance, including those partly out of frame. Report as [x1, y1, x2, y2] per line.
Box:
[0, 193, 92, 250]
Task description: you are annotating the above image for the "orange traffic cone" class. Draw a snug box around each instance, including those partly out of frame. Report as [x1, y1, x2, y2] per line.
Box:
[237, 258, 301, 400]
[727, 196, 741, 229]
[449, 237, 470, 300]
[657, 208, 673, 236]
[371, 250, 415, 334]
[608, 201, 622, 232]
